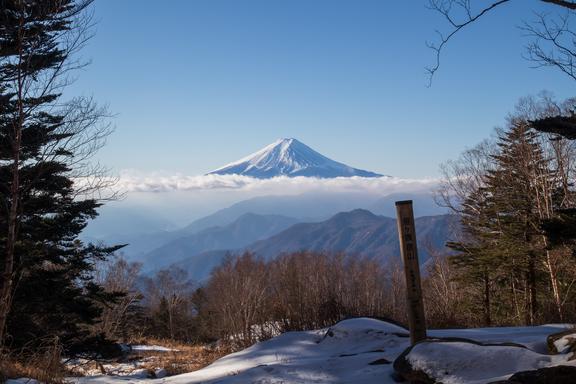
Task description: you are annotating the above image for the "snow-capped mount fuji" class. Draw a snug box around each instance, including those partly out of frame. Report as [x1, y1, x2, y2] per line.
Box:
[207, 138, 384, 179]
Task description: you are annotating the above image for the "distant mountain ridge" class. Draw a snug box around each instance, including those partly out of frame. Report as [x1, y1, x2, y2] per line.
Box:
[182, 191, 446, 235]
[167, 209, 459, 281]
[208, 138, 384, 179]
[141, 213, 300, 270]
[248, 209, 457, 263]
[86, 192, 447, 263]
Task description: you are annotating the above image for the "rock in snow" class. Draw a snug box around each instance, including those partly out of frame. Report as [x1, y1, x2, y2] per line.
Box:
[395, 339, 557, 384]
[491, 365, 576, 383]
[207, 138, 384, 179]
[547, 329, 576, 355]
[66, 318, 576, 384]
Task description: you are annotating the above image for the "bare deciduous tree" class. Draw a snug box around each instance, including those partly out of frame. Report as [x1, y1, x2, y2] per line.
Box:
[94, 257, 143, 341]
[143, 267, 195, 340]
[427, 0, 576, 84]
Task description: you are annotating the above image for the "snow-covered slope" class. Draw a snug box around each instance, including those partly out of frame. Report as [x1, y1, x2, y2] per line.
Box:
[68, 318, 574, 384]
[207, 138, 384, 179]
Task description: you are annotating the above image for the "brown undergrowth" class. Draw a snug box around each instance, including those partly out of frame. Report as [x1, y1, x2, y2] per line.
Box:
[2, 337, 232, 380]
[0, 339, 64, 383]
[128, 338, 233, 376]
[63, 338, 233, 378]
[139, 346, 229, 376]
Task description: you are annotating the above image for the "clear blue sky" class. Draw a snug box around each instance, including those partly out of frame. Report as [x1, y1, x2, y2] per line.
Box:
[68, 0, 574, 179]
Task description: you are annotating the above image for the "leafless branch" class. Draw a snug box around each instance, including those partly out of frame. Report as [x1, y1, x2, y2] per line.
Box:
[522, 11, 576, 81]
[426, 0, 512, 85]
[427, 0, 576, 84]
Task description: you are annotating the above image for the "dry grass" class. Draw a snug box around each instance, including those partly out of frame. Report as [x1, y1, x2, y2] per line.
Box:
[64, 338, 234, 378]
[0, 341, 64, 383]
[132, 339, 233, 376]
[1, 336, 233, 380]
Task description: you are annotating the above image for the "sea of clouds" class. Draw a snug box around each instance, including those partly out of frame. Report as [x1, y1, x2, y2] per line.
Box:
[114, 171, 440, 195]
[80, 172, 443, 235]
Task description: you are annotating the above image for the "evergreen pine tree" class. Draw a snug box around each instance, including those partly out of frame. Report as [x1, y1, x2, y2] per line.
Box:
[447, 187, 498, 326]
[485, 124, 550, 324]
[0, 0, 122, 353]
[448, 122, 556, 325]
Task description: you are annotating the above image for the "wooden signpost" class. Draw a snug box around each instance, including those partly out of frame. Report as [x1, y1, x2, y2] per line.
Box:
[395, 200, 427, 345]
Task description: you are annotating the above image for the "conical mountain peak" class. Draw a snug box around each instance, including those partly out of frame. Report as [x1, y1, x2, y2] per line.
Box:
[208, 139, 384, 179]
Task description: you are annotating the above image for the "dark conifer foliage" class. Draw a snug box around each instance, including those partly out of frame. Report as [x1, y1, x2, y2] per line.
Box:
[531, 114, 576, 140]
[484, 124, 553, 324]
[446, 187, 496, 326]
[541, 208, 576, 248]
[0, 0, 121, 353]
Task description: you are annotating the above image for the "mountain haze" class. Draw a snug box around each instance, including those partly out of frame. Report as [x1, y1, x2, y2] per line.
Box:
[87, 192, 446, 262]
[141, 213, 300, 270]
[248, 209, 457, 264]
[170, 210, 459, 281]
[182, 192, 387, 234]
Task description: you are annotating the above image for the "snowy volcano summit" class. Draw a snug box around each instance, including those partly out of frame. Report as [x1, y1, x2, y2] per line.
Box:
[208, 138, 384, 179]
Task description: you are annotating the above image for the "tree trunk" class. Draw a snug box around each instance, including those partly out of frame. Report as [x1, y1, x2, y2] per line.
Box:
[0, 115, 21, 348]
[545, 249, 563, 321]
[525, 255, 538, 325]
[483, 270, 491, 327]
[0, 21, 24, 345]
[511, 275, 521, 322]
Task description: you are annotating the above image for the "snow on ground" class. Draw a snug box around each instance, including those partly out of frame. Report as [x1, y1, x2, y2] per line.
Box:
[64, 357, 157, 378]
[131, 345, 178, 352]
[406, 340, 568, 384]
[61, 318, 574, 384]
[429, 324, 570, 354]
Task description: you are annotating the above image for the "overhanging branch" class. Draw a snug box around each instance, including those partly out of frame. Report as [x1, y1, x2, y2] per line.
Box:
[426, 0, 512, 86]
